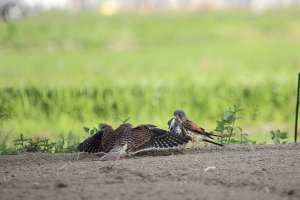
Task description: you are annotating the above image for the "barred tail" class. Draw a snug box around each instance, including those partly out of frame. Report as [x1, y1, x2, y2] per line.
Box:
[96, 144, 127, 161]
[204, 132, 219, 140]
[201, 137, 224, 146]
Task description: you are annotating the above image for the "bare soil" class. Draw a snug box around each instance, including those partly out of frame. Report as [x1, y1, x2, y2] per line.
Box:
[1, 143, 300, 200]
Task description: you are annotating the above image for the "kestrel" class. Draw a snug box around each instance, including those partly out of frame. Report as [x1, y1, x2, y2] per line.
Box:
[172, 110, 223, 148]
[77, 123, 191, 161]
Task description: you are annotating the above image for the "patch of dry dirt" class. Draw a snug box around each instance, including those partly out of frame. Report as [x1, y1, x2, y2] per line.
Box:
[1, 144, 300, 200]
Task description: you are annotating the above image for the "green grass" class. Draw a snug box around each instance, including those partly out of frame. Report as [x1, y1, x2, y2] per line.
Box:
[0, 9, 300, 141]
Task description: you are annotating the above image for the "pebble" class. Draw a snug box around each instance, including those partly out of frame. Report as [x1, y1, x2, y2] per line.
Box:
[287, 190, 294, 195]
[56, 183, 68, 188]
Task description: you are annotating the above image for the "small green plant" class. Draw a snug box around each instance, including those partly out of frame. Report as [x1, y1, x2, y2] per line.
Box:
[0, 113, 16, 155]
[83, 122, 106, 136]
[38, 138, 55, 153]
[25, 138, 42, 152]
[270, 130, 288, 144]
[53, 135, 64, 153]
[117, 117, 131, 124]
[13, 133, 31, 153]
[240, 133, 256, 144]
[214, 104, 256, 145]
[63, 129, 80, 153]
[13, 134, 53, 153]
[10, 130, 80, 154]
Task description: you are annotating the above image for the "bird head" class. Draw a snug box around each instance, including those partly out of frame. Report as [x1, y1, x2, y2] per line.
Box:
[101, 124, 113, 131]
[122, 123, 133, 129]
[117, 123, 133, 131]
[173, 110, 187, 121]
[100, 124, 108, 130]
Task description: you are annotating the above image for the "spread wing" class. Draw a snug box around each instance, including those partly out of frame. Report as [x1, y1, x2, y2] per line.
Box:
[130, 126, 191, 153]
[142, 124, 157, 129]
[130, 125, 153, 148]
[77, 130, 105, 154]
[120, 124, 157, 148]
[182, 119, 217, 139]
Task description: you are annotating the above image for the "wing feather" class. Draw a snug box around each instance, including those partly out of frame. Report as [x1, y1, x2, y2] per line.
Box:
[130, 125, 152, 148]
[102, 126, 118, 152]
[132, 128, 191, 153]
[77, 130, 105, 154]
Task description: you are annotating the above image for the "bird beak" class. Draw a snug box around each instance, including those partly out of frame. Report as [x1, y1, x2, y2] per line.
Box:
[174, 115, 179, 119]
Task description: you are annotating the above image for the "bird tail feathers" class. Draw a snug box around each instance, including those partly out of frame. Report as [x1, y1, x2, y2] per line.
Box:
[196, 131, 218, 140]
[96, 144, 128, 161]
[201, 137, 224, 146]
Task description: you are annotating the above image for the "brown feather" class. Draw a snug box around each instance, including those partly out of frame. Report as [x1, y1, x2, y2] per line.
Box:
[130, 126, 191, 153]
[182, 119, 218, 139]
[91, 123, 192, 161]
[102, 125, 118, 153]
[130, 125, 152, 148]
[182, 119, 205, 133]
[113, 123, 133, 148]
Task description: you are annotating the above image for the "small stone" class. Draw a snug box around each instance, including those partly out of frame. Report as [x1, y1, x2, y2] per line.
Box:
[287, 190, 294, 195]
[204, 166, 216, 172]
[56, 183, 68, 188]
[11, 174, 17, 177]
[264, 187, 270, 194]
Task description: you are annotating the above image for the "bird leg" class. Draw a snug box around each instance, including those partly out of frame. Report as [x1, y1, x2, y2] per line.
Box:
[186, 137, 198, 148]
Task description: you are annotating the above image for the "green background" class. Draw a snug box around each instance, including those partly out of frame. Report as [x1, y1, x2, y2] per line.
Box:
[0, 9, 299, 143]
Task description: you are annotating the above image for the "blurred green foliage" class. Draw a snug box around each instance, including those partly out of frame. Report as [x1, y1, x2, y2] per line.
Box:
[270, 130, 288, 144]
[0, 130, 79, 155]
[0, 9, 299, 140]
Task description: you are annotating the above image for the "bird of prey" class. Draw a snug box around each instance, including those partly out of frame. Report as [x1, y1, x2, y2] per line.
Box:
[171, 110, 223, 148]
[77, 123, 191, 161]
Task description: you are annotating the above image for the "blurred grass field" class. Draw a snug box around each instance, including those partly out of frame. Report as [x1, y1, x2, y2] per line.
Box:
[0, 9, 300, 142]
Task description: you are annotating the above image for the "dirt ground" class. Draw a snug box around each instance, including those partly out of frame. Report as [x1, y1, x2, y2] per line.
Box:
[0, 143, 300, 200]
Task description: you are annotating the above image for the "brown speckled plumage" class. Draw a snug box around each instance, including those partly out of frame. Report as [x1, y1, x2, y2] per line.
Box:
[78, 123, 191, 161]
[98, 123, 191, 161]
